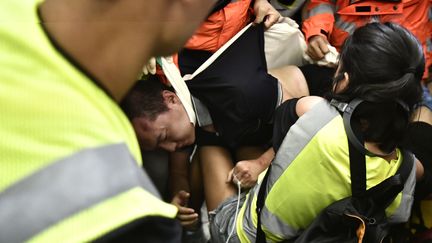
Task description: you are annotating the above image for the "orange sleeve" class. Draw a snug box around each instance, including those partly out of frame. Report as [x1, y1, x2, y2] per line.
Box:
[302, 0, 336, 42]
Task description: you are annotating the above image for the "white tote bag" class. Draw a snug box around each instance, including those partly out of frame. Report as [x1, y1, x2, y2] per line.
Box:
[264, 17, 308, 69]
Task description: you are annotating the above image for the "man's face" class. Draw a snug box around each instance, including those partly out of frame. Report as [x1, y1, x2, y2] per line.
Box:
[132, 92, 195, 152]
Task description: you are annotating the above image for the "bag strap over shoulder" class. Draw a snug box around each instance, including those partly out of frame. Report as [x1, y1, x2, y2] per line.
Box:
[365, 149, 414, 209]
[349, 138, 367, 198]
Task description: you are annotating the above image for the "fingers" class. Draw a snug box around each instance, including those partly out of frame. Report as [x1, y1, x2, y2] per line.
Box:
[142, 57, 157, 75]
[253, 11, 266, 26]
[176, 206, 199, 227]
[226, 168, 234, 183]
[171, 190, 190, 206]
[147, 57, 156, 75]
[237, 172, 253, 188]
[307, 36, 330, 61]
[230, 165, 252, 187]
[253, 0, 280, 29]
[263, 12, 280, 29]
[236, 169, 250, 183]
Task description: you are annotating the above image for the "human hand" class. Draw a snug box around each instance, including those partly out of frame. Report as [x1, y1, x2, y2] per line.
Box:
[142, 57, 157, 75]
[171, 190, 199, 229]
[227, 159, 266, 188]
[253, 0, 281, 29]
[306, 35, 330, 61]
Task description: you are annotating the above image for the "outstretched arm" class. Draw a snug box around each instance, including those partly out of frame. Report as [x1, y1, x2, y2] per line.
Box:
[228, 147, 275, 188]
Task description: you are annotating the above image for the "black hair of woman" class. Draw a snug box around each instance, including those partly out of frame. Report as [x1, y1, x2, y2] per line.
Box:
[330, 22, 425, 153]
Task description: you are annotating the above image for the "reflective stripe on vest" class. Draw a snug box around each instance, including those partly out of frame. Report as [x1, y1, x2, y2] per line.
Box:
[306, 3, 335, 18]
[338, 1, 403, 16]
[388, 153, 416, 223]
[238, 100, 416, 241]
[238, 101, 339, 241]
[334, 14, 358, 35]
[0, 143, 160, 243]
[427, 38, 432, 52]
[260, 100, 338, 240]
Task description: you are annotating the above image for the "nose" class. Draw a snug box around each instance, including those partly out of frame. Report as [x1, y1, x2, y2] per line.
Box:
[158, 142, 177, 152]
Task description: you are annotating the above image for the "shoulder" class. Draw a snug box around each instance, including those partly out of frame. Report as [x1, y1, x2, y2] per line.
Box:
[296, 96, 326, 117]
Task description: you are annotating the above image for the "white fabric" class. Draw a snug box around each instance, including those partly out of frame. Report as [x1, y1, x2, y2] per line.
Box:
[264, 17, 308, 69]
[304, 44, 339, 67]
[157, 57, 196, 125]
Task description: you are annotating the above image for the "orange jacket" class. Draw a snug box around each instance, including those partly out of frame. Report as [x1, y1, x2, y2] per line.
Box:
[302, 0, 431, 78]
[184, 0, 253, 52]
[173, 0, 253, 68]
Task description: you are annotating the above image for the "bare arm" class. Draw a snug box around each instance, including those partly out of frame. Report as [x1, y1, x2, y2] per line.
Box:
[169, 150, 192, 198]
[228, 147, 275, 188]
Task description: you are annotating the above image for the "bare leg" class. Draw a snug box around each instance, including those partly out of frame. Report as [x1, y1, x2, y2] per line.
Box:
[199, 146, 237, 211]
[269, 65, 309, 102]
[189, 151, 204, 216]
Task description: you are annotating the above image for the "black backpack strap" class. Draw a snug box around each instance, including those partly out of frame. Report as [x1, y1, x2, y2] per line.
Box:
[337, 98, 413, 200]
[366, 149, 414, 208]
[349, 138, 367, 198]
[256, 165, 271, 243]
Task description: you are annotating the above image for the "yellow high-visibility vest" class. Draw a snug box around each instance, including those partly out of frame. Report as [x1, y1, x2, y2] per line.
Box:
[0, 0, 178, 242]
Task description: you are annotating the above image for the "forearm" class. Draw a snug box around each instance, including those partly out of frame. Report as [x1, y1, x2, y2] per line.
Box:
[257, 147, 275, 169]
[169, 150, 192, 198]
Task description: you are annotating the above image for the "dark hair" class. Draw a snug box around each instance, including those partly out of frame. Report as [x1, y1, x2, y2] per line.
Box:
[330, 22, 424, 152]
[120, 76, 174, 121]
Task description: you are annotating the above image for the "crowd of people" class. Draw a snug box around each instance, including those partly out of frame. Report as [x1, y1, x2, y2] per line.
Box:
[1, 0, 431, 242]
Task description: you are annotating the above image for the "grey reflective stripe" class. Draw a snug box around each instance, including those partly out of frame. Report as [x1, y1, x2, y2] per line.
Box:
[260, 101, 339, 239]
[388, 153, 416, 223]
[0, 143, 158, 243]
[269, 0, 306, 17]
[268, 100, 338, 185]
[261, 207, 300, 239]
[427, 38, 432, 52]
[334, 15, 357, 35]
[306, 3, 335, 18]
[241, 100, 339, 240]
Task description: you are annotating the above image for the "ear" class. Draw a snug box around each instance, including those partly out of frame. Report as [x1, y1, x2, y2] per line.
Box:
[341, 72, 349, 89]
[343, 72, 349, 82]
[338, 72, 350, 90]
[161, 90, 180, 106]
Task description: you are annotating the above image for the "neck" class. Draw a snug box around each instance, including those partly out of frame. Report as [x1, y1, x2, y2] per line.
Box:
[39, 0, 165, 101]
[365, 142, 397, 162]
